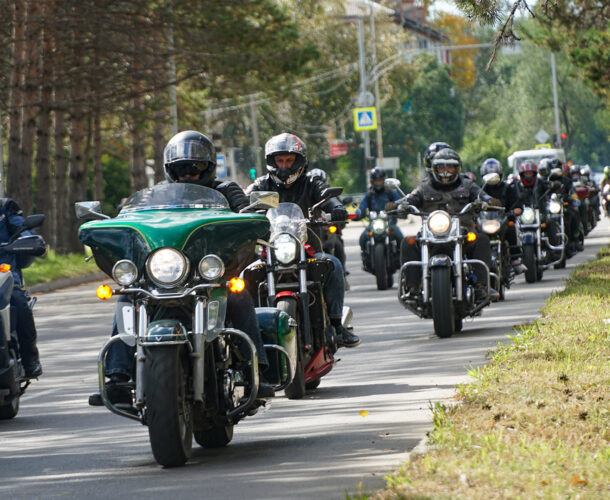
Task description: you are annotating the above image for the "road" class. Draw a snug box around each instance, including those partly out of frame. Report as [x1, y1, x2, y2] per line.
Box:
[1, 218, 608, 500]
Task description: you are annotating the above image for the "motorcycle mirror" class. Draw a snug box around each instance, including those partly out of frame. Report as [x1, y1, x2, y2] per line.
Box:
[240, 191, 279, 213]
[341, 195, 353, 205]
[321, 187, 343, 200]
[482, 173, 501, 186]
[23, 214, 45, 230]
[75, 201, 110, 220]
[384, 178, 400, 189]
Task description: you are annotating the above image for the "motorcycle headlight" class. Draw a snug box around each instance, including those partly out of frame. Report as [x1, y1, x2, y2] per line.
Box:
[372, 219, 386, 234]
[427, 211, 451, 235]
[112, 259, 138, 286]
[198, 254, 225, 281]
[481, 219, 501, 234]
[549, 200, 562, 214]
[146, 248, 189, 288]
[520, 207, 536, 224]
[273, 233, 298, 264]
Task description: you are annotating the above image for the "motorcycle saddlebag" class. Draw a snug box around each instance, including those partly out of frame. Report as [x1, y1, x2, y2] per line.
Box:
[255, 307, 296, 385]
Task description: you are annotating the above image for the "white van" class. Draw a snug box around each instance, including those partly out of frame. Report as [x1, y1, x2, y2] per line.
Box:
[508, 148, 566, 176]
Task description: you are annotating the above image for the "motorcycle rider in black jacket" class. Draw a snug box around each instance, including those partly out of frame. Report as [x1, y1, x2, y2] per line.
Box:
[246, 133, 360, 348]
[399, 147, 500, 301]
[89, 131, 275, 406]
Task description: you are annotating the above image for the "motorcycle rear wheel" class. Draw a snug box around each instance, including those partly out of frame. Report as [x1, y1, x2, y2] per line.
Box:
[305, 378, 321, 391]
[0, 397, 19, 420]
[194, 424, 234, 448]
[431, 267, 455, 339]
[374, 244, 389, 290]
[277, 298, 306, 400]
[144, 345, 193, 467]
[523, 245, 538, 284]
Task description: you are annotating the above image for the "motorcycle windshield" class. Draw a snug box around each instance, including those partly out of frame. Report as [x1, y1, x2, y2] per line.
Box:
[120, 183, 229, 212]
[267, 203, 308, 243]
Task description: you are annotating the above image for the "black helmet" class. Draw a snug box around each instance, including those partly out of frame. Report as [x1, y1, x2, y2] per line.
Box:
[480, 158, 503, 181]
[431, 148, 462, 186]
[265, 133, 307, 187]
[424, 141, 451, 171]
[163, 130, 216, 186]
[370, 166, 386, 193]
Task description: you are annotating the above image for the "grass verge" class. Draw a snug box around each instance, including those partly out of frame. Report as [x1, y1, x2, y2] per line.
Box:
[22, 250, 99, 285]
[369, 247, 610, 499]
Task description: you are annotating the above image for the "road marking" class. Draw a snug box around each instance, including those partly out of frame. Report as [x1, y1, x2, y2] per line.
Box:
[20, 388, 61, 401]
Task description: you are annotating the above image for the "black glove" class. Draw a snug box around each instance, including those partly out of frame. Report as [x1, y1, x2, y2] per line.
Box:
[385, 201, 398, 211]
[331, 206, 348, 221]
[489, 198, 503, 208]
[397, 203, 413, 216]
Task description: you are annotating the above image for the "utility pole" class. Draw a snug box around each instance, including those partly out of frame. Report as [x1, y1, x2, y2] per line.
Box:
[168, 22, 178, 136]
[370, 4, 383, 163]
[357, 17, 371, 175]
[550, 52, 561, 148]
[249, 95, 261, 175]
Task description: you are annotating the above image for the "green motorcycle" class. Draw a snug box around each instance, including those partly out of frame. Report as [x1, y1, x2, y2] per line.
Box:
[76, 183, 295, 467]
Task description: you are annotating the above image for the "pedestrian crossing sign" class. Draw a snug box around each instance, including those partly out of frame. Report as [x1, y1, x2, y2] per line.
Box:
[353, 107, 377, 131]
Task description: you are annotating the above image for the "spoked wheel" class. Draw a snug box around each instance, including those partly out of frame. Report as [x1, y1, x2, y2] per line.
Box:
[144, 345, 193, 467]
[523, 244, 537, 284]
[194, 424, 234, 448]
[431, 266, 455, 339]
[374, 244, 389, 290]
[276, 298, 306, 400]
[0, 397, 19, 420]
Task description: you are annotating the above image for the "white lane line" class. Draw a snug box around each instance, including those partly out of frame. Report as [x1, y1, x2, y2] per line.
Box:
[20, 388, 61, 401]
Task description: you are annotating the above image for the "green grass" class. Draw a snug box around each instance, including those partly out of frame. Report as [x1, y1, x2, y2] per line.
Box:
[22, 250, 100, 285]
[366, 247, 610, 500]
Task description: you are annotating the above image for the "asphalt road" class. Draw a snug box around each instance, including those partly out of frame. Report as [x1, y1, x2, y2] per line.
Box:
[1, 218, 608, 500]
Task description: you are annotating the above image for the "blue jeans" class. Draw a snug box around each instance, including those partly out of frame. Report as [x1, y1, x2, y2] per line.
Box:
[105, 293, 268, 379]
[315, 252, 344, 319]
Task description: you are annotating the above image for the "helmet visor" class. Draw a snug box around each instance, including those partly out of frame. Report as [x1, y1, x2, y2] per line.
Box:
[164, 139, 215, 165]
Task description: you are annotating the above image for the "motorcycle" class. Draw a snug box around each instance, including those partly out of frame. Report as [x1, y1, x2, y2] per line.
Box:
[243, 187, 353, 399]
[364, 210, 400, 290]
[518, 192, 567, 282]
[76, 184, 295, 467]
[602, 184, 610, 217]
[0, 215, 47, 420]
[396, 174, 499, 339]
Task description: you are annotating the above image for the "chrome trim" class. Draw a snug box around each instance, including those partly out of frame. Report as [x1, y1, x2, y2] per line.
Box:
[117, 283, 220, 300]
[135, 304, 147, 408]
[263, 344, 293, 392]
[192, 298, 205, 403]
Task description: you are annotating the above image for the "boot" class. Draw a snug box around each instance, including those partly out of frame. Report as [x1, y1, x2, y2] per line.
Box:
[89, 373, 132, 406]
[335, 324, 360, 348]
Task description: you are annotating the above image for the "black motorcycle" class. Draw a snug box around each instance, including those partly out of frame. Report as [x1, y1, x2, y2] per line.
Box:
[0, 215, 47, 419]
[363, 210, 400, 290]
[244, 187, 353, 399]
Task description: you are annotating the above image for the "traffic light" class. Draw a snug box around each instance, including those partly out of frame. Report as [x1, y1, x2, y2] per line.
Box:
[249, 168, 257, 180]
[561, 133, 567, 141]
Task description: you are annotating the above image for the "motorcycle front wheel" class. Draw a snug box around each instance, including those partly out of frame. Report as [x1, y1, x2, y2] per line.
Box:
[374, 244, 389, 290]
[523, 244, 538, 284]
[194, 424, 234, 448]
[277, 298, 306, 400]
[0, 396, 19, 420]
[431, 266, 455, 339]
[144, 345, 193, 467]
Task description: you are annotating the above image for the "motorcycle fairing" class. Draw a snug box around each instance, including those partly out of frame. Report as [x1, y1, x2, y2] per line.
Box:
[79, 209, 269, 278]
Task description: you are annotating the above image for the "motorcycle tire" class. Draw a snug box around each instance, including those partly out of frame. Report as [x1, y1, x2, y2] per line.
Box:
[194, 424, 234, 448]
[0, 397, 19, 420]
[305, 378, 321, 391]
[431, 266, 455, 339]
[277, 298, 306, 400]
[454, 317, 463, 332]
[374, 244, 389, 290]
[144, 345, 193, 467]
[523, 245, 537, 284]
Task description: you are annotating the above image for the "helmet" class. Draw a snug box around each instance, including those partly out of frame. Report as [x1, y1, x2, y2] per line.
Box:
[431, 148, 462, 186]
[569, 164, 581, 179]
[369, 166, 386, 192]
[307, 168, 327, 183]
[518, 160, 537, 187]
[538, 158, 553, 179]
[604, 166, 610, 177]
[424, 142, 451, 171]
[480, 158, 503, 181]
[580, 164, 591, 178]
[265, 133, 307, 187]
[163, 130, 216, 186]
[548, 158, 562, 170]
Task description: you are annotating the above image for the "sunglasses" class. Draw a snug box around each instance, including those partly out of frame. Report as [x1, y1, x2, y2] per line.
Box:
[173, 163, 205, 178]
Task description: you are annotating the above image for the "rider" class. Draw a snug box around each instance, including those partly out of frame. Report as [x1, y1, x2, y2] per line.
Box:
[90, 131, 275, 406]
[601, 166, 610, 190]
[354, 167, 403, 271]
[246, 132, 360, 348]
[479, 158, 526, 274]
[0, 198, 42, 378]
[580, 164, 600, 221]
[399, 147, 500, 301]
[423, 141, 451, 179]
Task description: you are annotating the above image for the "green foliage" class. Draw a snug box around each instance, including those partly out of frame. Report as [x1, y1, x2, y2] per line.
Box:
[22, 250, 98, 285]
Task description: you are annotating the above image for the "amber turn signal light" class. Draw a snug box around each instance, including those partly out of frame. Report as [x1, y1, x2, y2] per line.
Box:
[96, 284, 113, 300]
[329, 225, 337, 234]
[0, 264, 12, 273]
[466, 232, 477, 242]
[406, 236, 417, 245]
[228, 277, 245, 293]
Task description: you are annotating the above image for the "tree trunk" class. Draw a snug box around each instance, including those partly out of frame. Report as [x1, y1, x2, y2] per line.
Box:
[7, 0, 26, 203]
[53, 98, 67, 253]
[93, 106, 103, 201]
[153, 113, 166, 184]
[18, 0, 43, 216]
[35, 0, 54, 244]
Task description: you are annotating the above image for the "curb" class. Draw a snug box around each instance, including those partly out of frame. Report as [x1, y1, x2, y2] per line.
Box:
[29, 272, 107, 294]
